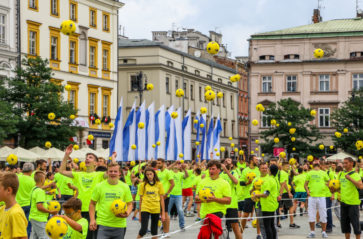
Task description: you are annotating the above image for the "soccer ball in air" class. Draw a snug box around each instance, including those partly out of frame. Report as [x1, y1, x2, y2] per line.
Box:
[60, 20, 76, 35]
[313, 48, 324, 58]
[206, 41, 220, 55]
[45, 216, 68, 239]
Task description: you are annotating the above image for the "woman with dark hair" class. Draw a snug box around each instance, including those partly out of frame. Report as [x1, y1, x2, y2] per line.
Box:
[137, 167, 165, 239]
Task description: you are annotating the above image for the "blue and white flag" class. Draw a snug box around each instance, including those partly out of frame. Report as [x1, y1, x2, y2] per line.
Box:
[135, 101, 146, 161]
[155, 105, 165, 159]
[165, 106, 175, 160]
[182, 109, 191, 161]
[206, 116, 214, 160]
[123, 100, 136, 161]
[146, 102, 155, 160]
[200, 114, 207, 160]
[213, 115, 222, 160]
[109, 98, 123, 161]
[175, 107, 183, 160]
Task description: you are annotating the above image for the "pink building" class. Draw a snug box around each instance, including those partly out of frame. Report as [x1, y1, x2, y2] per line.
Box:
[249, 16, 363, 152]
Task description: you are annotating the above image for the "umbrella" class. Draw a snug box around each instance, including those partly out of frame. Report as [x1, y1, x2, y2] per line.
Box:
[0, 146, 13, 157]
[29, 146, 46, 155]
[326, 152, 357, 162]
[42, 148, 65, 161]
[97, 148, 109, 159]
[0, 147, 41, 162]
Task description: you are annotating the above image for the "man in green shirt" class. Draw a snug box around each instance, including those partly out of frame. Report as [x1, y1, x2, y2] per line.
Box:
[16, 162, 35, 237]
[89, 163, 133, 239]
[156, 158, 175, 235]
[304, 163, 330, 238]
[196, 160, 231, 220]
[337, 157, 363, 239]
[292, 167, 307, 217]
[60, 144, 114, 239]
[221, 158, 242, 239]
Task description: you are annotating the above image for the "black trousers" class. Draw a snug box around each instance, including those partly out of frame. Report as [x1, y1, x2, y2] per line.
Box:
[262, 211, 277, 239]
[81, 211, 98, 239]
[341, 203, 361, 235]
[139, 211, 159, 236]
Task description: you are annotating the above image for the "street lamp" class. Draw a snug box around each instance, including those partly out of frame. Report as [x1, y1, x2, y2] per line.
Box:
[131, 71, 148, 106]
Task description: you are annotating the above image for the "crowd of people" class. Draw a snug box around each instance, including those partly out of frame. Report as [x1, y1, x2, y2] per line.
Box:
[0, 144, 362, 239]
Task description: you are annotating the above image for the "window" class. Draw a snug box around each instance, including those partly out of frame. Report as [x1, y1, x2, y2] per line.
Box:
[259, 55, 274, 61]
[89, 37, 99, 77]
[231, 121, 235, 138]
[353, 74, 363, 90]
[90, 93, 96, 114]
[102, 50, 109, 70]
[29, 31, 37, 55]
[199, 86, 202, 101]
[175, 79, 179, 90]
[182, 65, 188, 71]
[90, 46, 96, 67]
[88, 86, 99, 127]
[262, 76, 272, 93]
[190, 84, 194, 100]
[27, 21, 41, 56]
[183, 82, 187, 98]
[284, 54, 300, 60]
[69, 1, 78, 22]
[286, 75, 297, 92]
[167, 61, 173, 67]
[223, 121, 227, 137]
[67, 82, 79, 110]
[207, 74, 211, 80]
[89, 8, 97, 28]
[195, 70, 200, 76]
[319, 75, 330, 91]
[218, 78, 222, 83]
[0, 14, 6, 44]
[230, 94, 234, 109]
[102, 12, 110, 32]
[29, 0, 38, 10]
[319, 108, 330, 127]
[102, 88, 111, 118]
[130, 75, 140, 91]
[78, 32, 86, 66]
[101, 41, 111, 78]
[50, 37, 58, 60]
[223, 92, 226, 107]
[261, 112, 271, 128]
[166, 77, 170, 93]
[50, 0, 59, 17]
[69, 41, 76, 64]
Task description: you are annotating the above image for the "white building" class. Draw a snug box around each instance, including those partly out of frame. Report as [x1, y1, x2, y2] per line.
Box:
[20, 0, 123, 149]
[0, 0, 18, 79]
[118, 39, 239, 159]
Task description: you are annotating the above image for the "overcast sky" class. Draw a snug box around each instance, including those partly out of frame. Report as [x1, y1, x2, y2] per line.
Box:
[119, 0, 358, 57]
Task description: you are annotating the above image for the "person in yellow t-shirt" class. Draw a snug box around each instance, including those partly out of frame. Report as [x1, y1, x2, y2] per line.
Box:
[137, 168, 165, 239]
[0, 172, 28, 239]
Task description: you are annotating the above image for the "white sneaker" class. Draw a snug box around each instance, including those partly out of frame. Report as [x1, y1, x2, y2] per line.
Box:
[307, 232, 316, 238]
[322, 232, 328, 238]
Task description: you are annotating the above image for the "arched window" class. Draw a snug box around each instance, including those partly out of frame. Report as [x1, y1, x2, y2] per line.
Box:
[79, 32, 87, 66]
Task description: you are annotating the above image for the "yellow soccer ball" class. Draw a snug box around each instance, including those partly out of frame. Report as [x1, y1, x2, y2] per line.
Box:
[319, 144, 325, 150]
[251, 190, 261, 202]
[274, 137, 279, 143]
[329, 179, 340, 190]
[356, 140, 363, 150]
[220, 146, 225, 152]
[252, 120, 258, 126]
[45, 141, 52, 149]
[171, 112, 178, 119]
[239, 150, 244, 155]
[175, 88, 184, 97]
[206, 41, 220, 55]
[252, 219, 258, 228]
[47, 200, 61, 212]
[73, 158, 79, 164]
[110, 199, 127, 215]
[343, 128, 348, 133]
[199, 123, 204, 128]
[69, 114, 76, 120]
[289, 158, 296, 165]
[247, 172, 256, 181]
[314, 48, 324, 58]
[198, 188, 212, 202]
[109, 122, 114, 128]
[200, 107, 207, 114]
[48, 113, 56, 120]
[130, 161, 136, 166]
[205, 90, 216, 101]
[44, 179, 55, 192]
[180, 159, 184, 163]
[64, 84, 72, 91]
[254, 179, 263, 190]
[217, 92, 223, 98]
[60, 20, 76, 35]
[291, 137, 296, 142]
[6, 154, 18, 165]
[138, 122, 145, 129]
[289, 128, 296, 134]
[270, 119, 277, 125]
[195, 141, 200, 146]
[131, 144, 137, 150]
[205, 85, 212, 91]
[45, 216, 68, 239]
[88, 134, 94, 141]
[146, 83, 154, 91]
[73, 144, 79, 150]
[79, 162, 86, 171]
[307, 155, 314, 162]
[279, 151, 286, 159]
[95, 119, 101, 125]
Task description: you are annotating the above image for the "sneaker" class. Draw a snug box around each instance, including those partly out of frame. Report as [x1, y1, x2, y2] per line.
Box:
[300, 208, 303, 216]
[316, 222, 321, 228]
[326, 228, 332, 233]
[322, 231, 328, 238]
[289, 223, 301, 229]
[306, 232, 316, 238]
[195, 217, 201, 222]
[280, 216, 287, 220]
[256, 235, 262, 239]
[277, 224, 282, 228]
[185, 212, 195, 217]
[180, 227, 186, 232]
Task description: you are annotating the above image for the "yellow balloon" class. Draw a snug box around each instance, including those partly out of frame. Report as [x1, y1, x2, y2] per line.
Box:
[95, 119, 101, 125]
[289, 128, 296, 134]
[199, 123, 204, 128]
[287, 122, 292, 126]
[152, 144, 156, 148]
[195, 141, 200, 146]
[234, 148, 238, 153]
[175, 88, 184, 97]
[270, 119, 277, 125]
[307, 155, 314, 162]
[251, 150, 255, 154]
[279, 151, 286, 158]
[229, 137, 233, 140]
[179, 153, 184, 158]
[291, 137, 296, 142]
[329, 145, 334, 150]
[60, 19, 76, 35]
[239, 150, 244, 155]
[138, 122, 145, 129]
[156, 141, 161, 146]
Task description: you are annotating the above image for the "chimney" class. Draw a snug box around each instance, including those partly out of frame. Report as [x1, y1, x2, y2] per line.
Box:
[312, 9, 322, 23]
[357, 9, 363, 18]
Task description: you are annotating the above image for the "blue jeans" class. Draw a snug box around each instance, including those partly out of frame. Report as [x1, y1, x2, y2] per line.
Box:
[326, 197, 333, 229]
[22, 205, 31, 237]
[168, 195, 185, 228]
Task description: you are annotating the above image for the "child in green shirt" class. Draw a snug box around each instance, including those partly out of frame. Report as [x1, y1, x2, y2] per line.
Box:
[60, 197, 88, 239]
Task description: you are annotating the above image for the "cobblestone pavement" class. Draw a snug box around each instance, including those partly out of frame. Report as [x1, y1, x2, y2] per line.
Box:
[126, 209, 358, 238]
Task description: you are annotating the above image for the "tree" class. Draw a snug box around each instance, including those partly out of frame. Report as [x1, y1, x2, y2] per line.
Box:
[5, 57, 78, 149]
[331, 89, 363, 157]
[259, 98, 322, 159]
[0, 77, 18, 144]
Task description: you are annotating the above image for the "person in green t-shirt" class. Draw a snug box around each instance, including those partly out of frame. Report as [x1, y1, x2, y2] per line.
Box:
[182, 163, 195, 217]
[221, 158, 242, 239]
[29, 171, 58, 239]
[89, 163, 133, 239]
[304, 162, 330, 238]
[59, 144, 114, 239]
[156, 158, 175, 235]
[196, 160, 231, 220]
[292, 167, 307, 217]
[16, 162, 35, 237]
[335, 157, 363, 239]
[60, 197, 88, 239]
[54, 170, 74, 202]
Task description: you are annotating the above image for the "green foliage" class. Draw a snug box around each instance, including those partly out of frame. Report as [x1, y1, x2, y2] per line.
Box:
[4, 57, 78, 149]
[0, 78, 18, 144]
[260, 98, 322, 158]
[331, 89, 363, 157]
